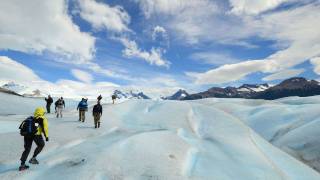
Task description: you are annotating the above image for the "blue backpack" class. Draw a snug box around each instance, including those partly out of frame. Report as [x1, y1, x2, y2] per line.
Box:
[19, 116, 37, 137]
[79, 101, 88, 109]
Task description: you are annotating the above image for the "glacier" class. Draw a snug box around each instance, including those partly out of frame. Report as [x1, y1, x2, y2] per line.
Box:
[0, 92, 319, 179]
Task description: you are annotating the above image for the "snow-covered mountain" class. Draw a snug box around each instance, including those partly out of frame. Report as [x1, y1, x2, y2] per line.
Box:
[1, 82, 28, 94]
[0, 94, 319, 179]
[184, 83, 271, 100]
[237, 83, 270, 92]
[184, 77, 320, 100]
[1, 82, 46, 97]
[253, 77, 320, 100]
[164, 89, 189, 100]
[113, 90, 151, 100]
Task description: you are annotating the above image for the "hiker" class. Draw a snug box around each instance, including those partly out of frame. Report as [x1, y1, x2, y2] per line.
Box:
[92, 101, 103, 128]
[77, 98, 88, 122]
[55, 97, 65, 118]
[19, 107, 49, 171]
[45, 95, 53, 113]
[111, 94, 116, 104]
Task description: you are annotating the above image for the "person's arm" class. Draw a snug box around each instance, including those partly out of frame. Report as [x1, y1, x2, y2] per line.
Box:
[42, 117, 49, 141]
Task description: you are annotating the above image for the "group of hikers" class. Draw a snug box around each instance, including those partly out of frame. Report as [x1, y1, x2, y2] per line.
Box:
[18, 94, 116, 171]
[45, 95, 65, 118]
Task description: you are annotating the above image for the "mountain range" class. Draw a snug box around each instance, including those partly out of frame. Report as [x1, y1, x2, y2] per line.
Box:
[2, 77, 320, 101]
[1, 82, 45, 97]
[163, 89, 189, 100]
[113, 90, 151, 100]
[183, 77, 320, 100]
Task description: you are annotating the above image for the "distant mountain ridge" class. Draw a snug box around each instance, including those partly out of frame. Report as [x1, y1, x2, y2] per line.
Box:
[183, 77, 320, 100]
[253, 77, 320, 100]
[164, 89, 189, 100]
[1, 82, 45, 97]
[113, 90, 151, 100]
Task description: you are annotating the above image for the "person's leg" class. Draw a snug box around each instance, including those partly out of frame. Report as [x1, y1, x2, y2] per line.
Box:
[46, 105, 50, 113]
[32, 135, 45, 159]
[20, 136, 33, 165]
[97, 114, 101, 128]
[94, 114, 98, 128]
[79, 110, 82, 121]
[58, 107, 62, 118]
[81, 111, 85, 122]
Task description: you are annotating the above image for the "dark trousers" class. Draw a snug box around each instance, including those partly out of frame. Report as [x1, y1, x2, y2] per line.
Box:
[20, 135, 45, 164]
[46, 104, 51, 113]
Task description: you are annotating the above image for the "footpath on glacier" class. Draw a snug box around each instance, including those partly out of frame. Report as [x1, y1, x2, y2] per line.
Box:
[0, 93, 319, 179]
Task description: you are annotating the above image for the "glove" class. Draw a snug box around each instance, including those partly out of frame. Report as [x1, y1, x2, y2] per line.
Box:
[46, 137, 49, 142]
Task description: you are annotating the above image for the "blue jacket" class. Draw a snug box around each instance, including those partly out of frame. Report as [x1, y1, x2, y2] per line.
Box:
[77, 100, 88, 110]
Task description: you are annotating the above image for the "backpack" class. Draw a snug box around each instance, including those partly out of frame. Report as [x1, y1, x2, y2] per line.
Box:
[19, 116, 37, 137]
[58, 100, 63, 106]
[79, 101, 88, 108]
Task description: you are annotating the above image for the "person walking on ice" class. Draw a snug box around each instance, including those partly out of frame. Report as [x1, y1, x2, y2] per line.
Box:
[18, 107, 49, 171]
[45, 95, 53, 113]
[92, 100, 103, 128]
[55, 97, 65, 118]
[77, 98, 88, 122]
[111, 94, 117, 104]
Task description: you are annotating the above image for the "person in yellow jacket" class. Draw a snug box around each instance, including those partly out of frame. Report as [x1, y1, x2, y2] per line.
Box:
[19, 107, 49, 171]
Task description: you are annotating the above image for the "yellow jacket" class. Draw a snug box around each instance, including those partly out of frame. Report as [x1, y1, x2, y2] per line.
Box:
[34, 107, 49, 138]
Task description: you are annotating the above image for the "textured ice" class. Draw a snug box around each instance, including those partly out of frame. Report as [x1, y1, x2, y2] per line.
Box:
[0, 93, 319, 179]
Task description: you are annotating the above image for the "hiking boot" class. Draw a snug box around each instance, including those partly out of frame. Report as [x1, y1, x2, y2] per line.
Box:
[29, 157, 39, 164]
[98, 122, 100, 128]
[19, 164, 29, 171]
[95, 125, 97, 128]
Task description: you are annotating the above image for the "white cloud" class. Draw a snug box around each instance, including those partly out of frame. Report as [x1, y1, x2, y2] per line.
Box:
[191, 52, 240, 65]
[152, 26, 167, 40]
[78, 0, 130, 32]
[0, 56, 120, 99]
[262, 69, 305, 81]
[119, 38, 171, 68]
[71, 69, 94, 83]
[135, 0, 256, 46]
[86, 62, 131, 80]
[310, 57, 320, 75]
[229, 0, 292, 15]
[0, 0, 95, 62]
[185, 3, 320, 84]
[0, 56, 182, 99]
[0, 56, 41, 83]
[186, 60, 275, 84]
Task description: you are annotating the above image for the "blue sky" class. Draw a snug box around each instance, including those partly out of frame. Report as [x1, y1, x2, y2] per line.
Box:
[0, 0, 320, 97]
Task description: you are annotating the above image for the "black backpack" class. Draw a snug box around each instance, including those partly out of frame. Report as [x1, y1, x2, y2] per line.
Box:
[19, 116, 37, 137]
